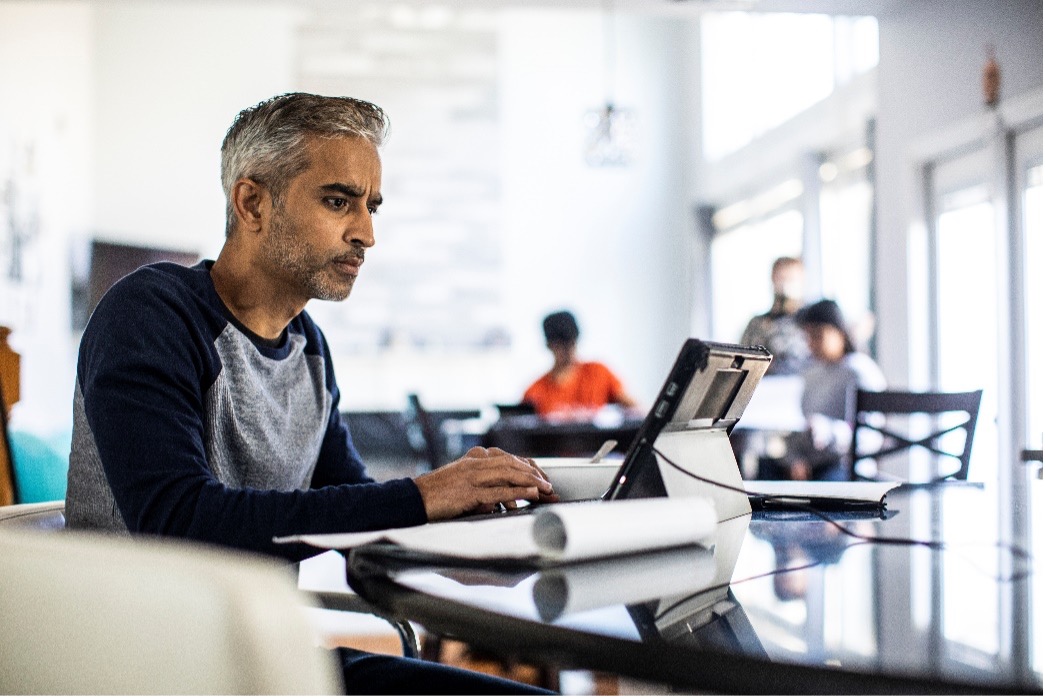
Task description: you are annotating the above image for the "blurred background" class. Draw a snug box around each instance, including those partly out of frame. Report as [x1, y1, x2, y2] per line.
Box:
[0, 0, 1040, 492]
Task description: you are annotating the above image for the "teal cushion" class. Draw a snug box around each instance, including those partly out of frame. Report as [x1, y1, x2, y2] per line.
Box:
[9, 430, 69, 504]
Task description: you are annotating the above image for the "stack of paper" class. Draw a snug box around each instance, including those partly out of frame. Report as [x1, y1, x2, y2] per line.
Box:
[276, 497, 717, 565]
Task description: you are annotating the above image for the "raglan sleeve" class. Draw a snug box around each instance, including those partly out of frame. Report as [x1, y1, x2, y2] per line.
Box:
[77, 271, 427, 562]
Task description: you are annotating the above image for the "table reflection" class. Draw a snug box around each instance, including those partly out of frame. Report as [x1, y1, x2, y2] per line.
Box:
[373, 512, 756, 649]
[346, 484, 1040, 693]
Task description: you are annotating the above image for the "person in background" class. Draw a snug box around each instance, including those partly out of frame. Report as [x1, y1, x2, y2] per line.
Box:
[740, 256, 810, 375]
[523, 310, 639, 419]
[768, 299, 886, 481]
[65, 92, 554, 695]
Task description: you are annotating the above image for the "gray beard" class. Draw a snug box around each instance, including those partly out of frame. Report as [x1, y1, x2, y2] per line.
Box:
[264, 213, 356, 302]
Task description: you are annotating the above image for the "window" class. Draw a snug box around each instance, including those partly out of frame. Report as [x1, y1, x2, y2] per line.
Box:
[701, 13, 878, 161]
[710, 207, 803, 344]
[818, 147, 875, 348]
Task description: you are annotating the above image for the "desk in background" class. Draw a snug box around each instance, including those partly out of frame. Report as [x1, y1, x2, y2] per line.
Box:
[342, 483, 1042, 694]
[479, 414, 644, 458]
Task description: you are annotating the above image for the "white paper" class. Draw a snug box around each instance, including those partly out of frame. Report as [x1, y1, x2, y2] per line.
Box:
[735, 375, 807, 432]
[531, 545, 716, 621]
[276, 497, 717, 564]
[743, 479, 900, 504]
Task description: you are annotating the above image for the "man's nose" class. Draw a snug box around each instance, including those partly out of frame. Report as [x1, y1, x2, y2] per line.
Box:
[347, 209, 376, 248]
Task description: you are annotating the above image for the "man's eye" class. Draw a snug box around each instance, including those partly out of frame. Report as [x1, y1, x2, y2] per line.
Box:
[367, 205, 379, 215]
[326, 197, 348, 209]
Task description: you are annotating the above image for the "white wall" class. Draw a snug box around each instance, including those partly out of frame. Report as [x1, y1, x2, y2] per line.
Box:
[1, 1, 303, 433]
[872, 0, 1043, 386]
[498, 8, 697, 404]
[0, 0, 93, 433]
[92, 1, 303, 257]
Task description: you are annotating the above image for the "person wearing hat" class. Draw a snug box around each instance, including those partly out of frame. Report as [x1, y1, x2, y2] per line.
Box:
[773, 299, 886, 481]
[522, 310, 639, 418]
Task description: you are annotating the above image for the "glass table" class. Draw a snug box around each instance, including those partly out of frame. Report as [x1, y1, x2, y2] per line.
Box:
[341, 482, 1041, 694]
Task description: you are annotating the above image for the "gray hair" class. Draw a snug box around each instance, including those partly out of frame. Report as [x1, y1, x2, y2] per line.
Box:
[220, 93, 390, 235]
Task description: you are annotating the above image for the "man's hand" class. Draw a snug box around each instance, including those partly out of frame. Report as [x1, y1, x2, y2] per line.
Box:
[413, 447, 559, 521]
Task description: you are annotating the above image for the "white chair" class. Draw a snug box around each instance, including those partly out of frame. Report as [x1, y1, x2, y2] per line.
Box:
[0, 527, 343, 695]
[0, 499, 66, 529]
[0, 500, 422, 660]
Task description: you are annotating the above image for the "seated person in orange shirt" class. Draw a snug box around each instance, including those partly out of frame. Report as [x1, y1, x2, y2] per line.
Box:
[523, 310, 639, 418]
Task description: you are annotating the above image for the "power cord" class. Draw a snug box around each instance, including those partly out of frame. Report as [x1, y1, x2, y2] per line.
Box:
[648, 444, 1033, 582]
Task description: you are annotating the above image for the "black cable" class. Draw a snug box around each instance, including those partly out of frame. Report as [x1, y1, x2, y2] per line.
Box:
[649, 444, 1034, 581]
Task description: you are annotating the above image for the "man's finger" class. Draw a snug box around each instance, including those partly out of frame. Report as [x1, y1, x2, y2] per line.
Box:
[461, 453, 552, 483]
[467, 466, 551, 492]
[527, 457, 552, 482]
[469, 485, 541, 507]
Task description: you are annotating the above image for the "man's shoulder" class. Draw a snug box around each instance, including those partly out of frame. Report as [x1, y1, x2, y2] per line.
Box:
[103, 261, 208, 304]
[89, 260, 223, 338]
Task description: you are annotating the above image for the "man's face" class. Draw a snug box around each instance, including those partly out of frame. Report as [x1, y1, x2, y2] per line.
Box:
[547, 340, 575, 366]
[771, 263, 803, 300]
[261, 135, 382, 303]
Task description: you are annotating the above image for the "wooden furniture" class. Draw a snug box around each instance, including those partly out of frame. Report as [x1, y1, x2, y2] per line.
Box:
[0, 326, 20, 506]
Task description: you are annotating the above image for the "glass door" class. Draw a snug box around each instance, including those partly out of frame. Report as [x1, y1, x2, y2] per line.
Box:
[924, 114, 1042, 679]
[1012, 124, 1042, 678]
[1014, 127, 1042, 456]
[930, 148, 998, 483]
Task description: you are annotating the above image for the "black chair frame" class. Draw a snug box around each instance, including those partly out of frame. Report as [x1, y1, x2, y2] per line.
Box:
[405, 393, 444, 471]
[849, 389, 983, 482]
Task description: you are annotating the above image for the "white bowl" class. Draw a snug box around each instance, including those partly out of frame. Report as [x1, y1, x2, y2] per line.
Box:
[534, 458, 625, 502]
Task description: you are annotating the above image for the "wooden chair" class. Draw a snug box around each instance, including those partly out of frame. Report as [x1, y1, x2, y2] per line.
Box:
[0, 371, 17, 506]
[1, 326, 21, 505]
[848, 389, 983, 481]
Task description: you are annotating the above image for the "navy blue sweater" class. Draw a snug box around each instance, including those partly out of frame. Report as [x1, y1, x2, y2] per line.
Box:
[66, 261, 427, 560]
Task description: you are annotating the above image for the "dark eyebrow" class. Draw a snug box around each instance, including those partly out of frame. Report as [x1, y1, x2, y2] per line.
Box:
[320, 182, 382, 207]
[320, 182, 365, 197]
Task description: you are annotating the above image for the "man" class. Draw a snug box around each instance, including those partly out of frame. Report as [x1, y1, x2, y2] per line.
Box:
[522, 310, 638, 418]
[739, 256, 810, 376]
[66, 93, 555, 694]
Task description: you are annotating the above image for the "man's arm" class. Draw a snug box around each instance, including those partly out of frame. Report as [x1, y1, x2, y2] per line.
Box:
[75, 271, 427, 561]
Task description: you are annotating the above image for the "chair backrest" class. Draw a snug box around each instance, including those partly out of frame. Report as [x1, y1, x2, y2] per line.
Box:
[405, 393, 444, 470]
[0, 327, 19, 506]
[0, 379, 16, 506]
[0, 528, 342, 695]
[849, 389, 983, 481]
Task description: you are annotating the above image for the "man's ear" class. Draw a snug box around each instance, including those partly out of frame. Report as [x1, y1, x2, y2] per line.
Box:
[230, 178, 270, 233]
